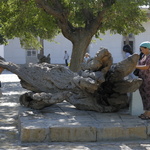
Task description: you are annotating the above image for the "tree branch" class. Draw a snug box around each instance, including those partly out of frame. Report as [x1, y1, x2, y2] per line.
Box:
[34, 0, 64, 19]
[85, 0, 116, 36]
[34, 0, 78, 40]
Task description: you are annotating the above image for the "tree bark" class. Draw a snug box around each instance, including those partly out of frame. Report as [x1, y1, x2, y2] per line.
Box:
[124, 35, 130, 45]
[39, 38, 44, 56]
[69, 35, 92, 72]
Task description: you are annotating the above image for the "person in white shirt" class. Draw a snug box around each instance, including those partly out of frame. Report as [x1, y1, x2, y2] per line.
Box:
[64, 51, 69, 66]
[84, 53, 90, 62]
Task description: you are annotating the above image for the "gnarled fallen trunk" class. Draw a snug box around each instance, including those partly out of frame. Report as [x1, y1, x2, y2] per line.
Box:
[0, 48, 142, 112]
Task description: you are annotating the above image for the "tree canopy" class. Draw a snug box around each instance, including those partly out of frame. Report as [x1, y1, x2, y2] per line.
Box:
[0, 0, 150, 71]
[0, 34, 7, 45]
[0, 0, 59, 49]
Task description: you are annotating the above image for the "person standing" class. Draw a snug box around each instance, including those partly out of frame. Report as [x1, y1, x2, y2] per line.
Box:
[123, 44, 136, 79]
[123, 44, 133, 58]
[133, 49, 144, 77]
[136, 41, 150, 120]
[84, 53, 91, 62]
[64, 51, 69, 66]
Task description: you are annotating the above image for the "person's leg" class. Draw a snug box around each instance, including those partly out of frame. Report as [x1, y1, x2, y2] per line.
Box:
[66, 60, 68, 66]
[65, 59, 68, 66]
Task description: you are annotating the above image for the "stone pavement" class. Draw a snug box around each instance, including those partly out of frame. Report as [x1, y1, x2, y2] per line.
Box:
[0, 70, 150, 149]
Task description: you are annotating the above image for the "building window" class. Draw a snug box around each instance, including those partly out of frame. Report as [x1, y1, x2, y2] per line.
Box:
[124, 41, 134, 51]
[26, 50, 37, 57]
[123, 34, 135, 53]
[129, 33, 133, 38]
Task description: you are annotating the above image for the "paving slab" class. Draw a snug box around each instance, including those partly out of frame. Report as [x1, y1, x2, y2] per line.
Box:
[18, 100, 150, 143]
[1, 71, 150, 145]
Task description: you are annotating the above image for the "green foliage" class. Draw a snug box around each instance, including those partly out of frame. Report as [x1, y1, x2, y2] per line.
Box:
[0, 0, 149, 49]
[0, 34, 7, 45]
[0, 0, 59, 49]
[60, 0, 116, 27]
[101, 0, 148, 35]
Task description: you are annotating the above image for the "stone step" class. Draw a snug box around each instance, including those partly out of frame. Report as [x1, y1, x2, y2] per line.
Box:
[18, 101, 149, 143]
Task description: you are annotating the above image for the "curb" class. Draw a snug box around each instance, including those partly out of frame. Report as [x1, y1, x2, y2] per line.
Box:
[18, 101, 150, 143]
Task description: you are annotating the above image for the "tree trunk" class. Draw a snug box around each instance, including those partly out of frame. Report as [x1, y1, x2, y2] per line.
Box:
[69, 36, 92, 72]
[39, 38, 44, 56]
[124, 35, 129, 45]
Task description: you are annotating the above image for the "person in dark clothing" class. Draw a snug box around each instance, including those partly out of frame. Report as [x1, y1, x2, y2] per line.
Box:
[136, 41, 150, 120]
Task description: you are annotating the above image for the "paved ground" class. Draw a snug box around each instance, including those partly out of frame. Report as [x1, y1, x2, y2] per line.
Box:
[0, 71, 150, 150]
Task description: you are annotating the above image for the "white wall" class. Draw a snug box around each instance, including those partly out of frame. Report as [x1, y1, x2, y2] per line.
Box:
[90, 31, 123, 63]
[4, 38, 26, 64]
[134, 21, 150, 54]
[4, 21, 150, 65]
[43, 32, 124, 64]
[0, 45, 4, 58]
[44, 34, 72, 64]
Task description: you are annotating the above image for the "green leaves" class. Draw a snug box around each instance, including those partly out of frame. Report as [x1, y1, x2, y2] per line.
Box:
[0, 0, 149, 48]
[0, 0, 58, 49]
[0, 34, 7, 45]
[100, 0, 148, 35]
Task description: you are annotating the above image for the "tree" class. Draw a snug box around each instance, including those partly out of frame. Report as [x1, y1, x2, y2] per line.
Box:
[0, 34, 7, 45]
[0, 0, 150, 72]
[0, 0, 59, 48]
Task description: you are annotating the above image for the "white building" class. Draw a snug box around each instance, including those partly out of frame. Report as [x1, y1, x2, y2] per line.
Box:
[1, 10, 150, 65]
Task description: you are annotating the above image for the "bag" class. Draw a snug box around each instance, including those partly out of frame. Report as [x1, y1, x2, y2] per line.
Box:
[133, 69, 139, 76]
